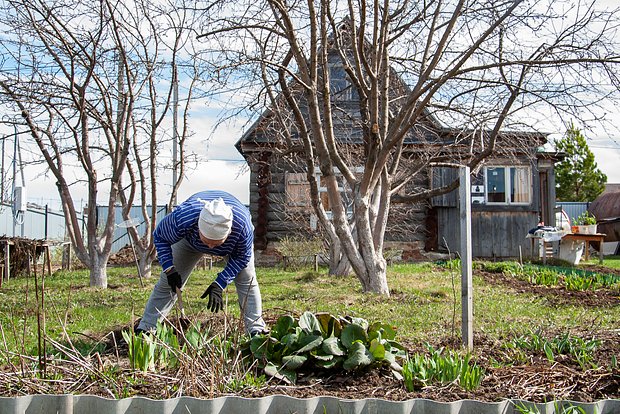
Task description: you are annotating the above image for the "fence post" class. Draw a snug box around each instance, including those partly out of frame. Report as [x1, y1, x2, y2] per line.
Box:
[45, 205, 49, 240]
[62, 242, 72, 271]
[459, 166, 473, 352]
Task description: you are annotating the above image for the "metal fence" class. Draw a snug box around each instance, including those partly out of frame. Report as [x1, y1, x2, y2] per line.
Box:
[557, 202, 590, 224]
[1, 202, 168, 254]
[100, 205, 168, 254]
[0, 202, 69, 241]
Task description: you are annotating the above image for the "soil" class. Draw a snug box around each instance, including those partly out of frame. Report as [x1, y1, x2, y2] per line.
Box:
[93, 261, 620, 402]
[237, 263, 620, 403]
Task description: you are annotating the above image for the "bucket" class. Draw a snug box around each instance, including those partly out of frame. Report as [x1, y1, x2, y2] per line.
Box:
[558, 239, 585, 265]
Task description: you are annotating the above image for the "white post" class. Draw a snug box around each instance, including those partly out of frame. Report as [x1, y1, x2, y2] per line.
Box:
[459, 166, 473, 351]
[172, 63, 179, 207]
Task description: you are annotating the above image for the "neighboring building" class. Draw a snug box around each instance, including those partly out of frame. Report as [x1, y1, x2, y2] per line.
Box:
[235, 26, 559, 261]
[603, 183, 620, 194]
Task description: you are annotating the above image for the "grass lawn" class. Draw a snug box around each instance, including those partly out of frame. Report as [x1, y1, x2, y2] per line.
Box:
[0, 258, 618, 354]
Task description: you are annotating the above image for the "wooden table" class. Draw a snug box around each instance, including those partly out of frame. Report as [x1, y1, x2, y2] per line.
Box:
[561, 233, 606, 264]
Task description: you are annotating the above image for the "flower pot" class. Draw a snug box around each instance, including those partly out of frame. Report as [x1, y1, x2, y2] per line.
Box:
[571, 225, 579, 233]
[586, 224, 597, 234]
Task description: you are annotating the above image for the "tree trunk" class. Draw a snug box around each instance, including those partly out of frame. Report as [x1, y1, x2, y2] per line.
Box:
[138, 256, 152, 280]
[89, 254, 108, 288]
[328, 238, 351, 276]
[362, 254, 389, 295]
[333, 255, 352, 277]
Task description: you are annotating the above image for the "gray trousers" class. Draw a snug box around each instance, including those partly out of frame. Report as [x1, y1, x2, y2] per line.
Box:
[137, 238, 266, 334]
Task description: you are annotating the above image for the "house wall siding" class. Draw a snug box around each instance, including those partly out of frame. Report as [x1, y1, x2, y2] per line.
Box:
[438, 208, 538, 258]
[248, 152, 432, 246]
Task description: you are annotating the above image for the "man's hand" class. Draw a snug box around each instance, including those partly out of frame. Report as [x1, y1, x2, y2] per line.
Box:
[166, 269, 183, 292]
[201, 282, 223, 312]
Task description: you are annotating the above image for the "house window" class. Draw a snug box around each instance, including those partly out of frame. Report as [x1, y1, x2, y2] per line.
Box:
[485, 166, 531, 205]
[328, 62, 356, 101]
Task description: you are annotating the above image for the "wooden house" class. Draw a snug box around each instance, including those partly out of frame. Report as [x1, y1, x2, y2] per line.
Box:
[234, 40, 559, 262]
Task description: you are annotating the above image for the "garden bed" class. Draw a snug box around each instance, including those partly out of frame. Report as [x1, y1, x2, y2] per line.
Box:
[0, 262, 618, 406]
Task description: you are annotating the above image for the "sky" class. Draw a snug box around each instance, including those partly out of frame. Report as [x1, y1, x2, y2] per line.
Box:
[8, 107, 619, 214]
[3, 0, 620, 211]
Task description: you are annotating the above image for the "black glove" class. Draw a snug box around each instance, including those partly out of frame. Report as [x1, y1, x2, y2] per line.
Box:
[166, 269, 183, 292]
[201, 282, 223, 312]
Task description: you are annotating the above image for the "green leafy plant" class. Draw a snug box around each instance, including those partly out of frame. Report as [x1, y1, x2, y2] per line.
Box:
[122, 330, 157, 372]
[564, 273, 595, 291]
[575, 211, 597, 225]
[154, 323, 180, 369]
[122, 322, 205, 372]
[526, 268, 559, 286]
[242, 311, 406, 384]
[402, 345, 484, 392]
[593, 273, 620, 289]
[226, 372, 267, 392]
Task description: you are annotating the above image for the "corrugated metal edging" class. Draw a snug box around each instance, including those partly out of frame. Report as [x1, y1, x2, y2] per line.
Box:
[0, 395, 618, 414]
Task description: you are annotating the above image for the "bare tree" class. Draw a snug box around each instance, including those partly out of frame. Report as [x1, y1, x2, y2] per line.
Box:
[0, 0, 203, 286]
[114, 0, 205, 280]
[197, 0, 620, 294]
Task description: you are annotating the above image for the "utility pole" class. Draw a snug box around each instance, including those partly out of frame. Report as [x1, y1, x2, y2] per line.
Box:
[1, 137, 5, 204]
[12, 124, 26, 237]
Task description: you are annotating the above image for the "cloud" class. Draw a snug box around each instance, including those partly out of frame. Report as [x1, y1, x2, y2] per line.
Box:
[591, 147, 620, 183]
[177, 160, 250, 205]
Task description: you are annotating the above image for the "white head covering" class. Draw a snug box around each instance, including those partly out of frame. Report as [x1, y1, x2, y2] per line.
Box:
[198, 197, 233, 240]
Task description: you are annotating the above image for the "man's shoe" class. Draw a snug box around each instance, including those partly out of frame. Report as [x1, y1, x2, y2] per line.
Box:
[249, 328, 270, 338]
[134, 327, 153, 336]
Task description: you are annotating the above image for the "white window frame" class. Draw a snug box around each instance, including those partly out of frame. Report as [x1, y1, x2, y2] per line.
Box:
[484, 166, 531, 205]
[313, 166, 363, 221]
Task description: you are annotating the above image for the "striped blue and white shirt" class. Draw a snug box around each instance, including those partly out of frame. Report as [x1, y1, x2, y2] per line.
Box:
[153, 191, 254, 289]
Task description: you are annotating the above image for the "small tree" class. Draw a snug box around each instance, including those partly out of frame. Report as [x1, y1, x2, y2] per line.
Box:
[0, 0, 203, 286]
[555, 123, 607, 202]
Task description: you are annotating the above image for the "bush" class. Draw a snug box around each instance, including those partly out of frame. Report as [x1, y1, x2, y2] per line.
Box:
[275, 236, 325, 270]
[242, 312, 407, 384]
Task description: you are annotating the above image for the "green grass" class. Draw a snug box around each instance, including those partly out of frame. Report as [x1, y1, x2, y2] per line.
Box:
[587, 255, 620, 269]
[0, 259, 618, 356]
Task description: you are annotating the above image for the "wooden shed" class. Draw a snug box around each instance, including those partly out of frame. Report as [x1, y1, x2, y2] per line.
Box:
[236, 130, 558, 262]
[429, 151, 561, 258]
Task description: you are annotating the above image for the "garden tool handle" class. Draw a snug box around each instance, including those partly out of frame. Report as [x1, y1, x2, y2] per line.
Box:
[176, 287, 186, 317]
